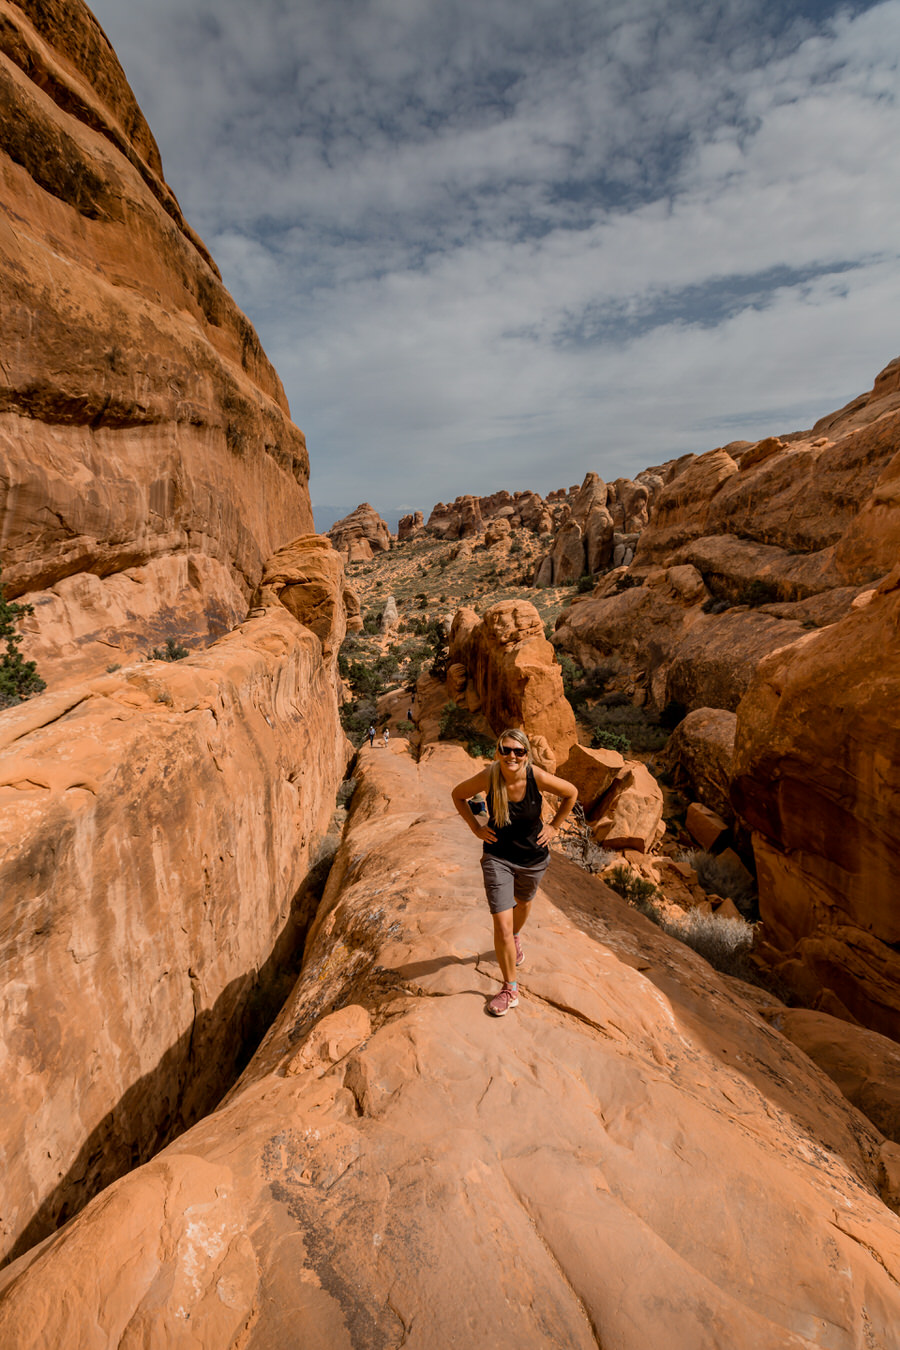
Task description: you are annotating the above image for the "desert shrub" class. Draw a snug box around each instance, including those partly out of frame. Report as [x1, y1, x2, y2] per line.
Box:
[335, 779, 357, 807]
[362, 609, 381, 634]
[681, 850, 758, 916]
[558, 805, 617, 874]
[148, 638, 189, 662]
[557, 653, 584, 700]
[591, 727, 631, 755]
[396, 718, 415, 733]
[662, 909, 755, 978]
[438, 701, 494, 757]
[339, 695, 377, 740]
[575, 574, 594, 593]
[509, 539, 523, 554]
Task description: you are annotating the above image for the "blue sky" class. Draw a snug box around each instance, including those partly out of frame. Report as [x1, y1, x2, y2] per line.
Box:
[89, 0, 900, 514]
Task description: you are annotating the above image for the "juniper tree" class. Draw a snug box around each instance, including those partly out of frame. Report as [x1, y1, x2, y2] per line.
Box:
[0, 564, 45, 709]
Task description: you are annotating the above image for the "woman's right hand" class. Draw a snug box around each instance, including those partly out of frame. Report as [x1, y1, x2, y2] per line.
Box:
[472, 822, 497, 843]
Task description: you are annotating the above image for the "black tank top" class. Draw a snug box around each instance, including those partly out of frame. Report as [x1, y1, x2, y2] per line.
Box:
[483, 767, 548, 868]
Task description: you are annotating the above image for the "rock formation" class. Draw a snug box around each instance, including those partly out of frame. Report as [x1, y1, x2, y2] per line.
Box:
[425, 488, 565, 541]
[1, 0, 313, 688]
[2, 744, 899, 1345]
[554, 360, 900, 715]
[0, 5, 356, 1270]
[533, 471, 662, 586]
[327, 503, 392, 562]
[448, 599, 577, 767]
[731, 565, 900, 1040]
[0, 538, 352, 1265]
[397, 509, 424, 541]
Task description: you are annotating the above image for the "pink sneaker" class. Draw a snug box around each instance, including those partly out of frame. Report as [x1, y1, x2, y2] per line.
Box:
[488, 983, 519, 1017]
[514, 934, 525, 967]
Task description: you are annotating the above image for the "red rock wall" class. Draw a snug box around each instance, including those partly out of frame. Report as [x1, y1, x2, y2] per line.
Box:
[0, 0, 314, 684]
[0, 578, 351, 1265]
[732, 569, 900, 1038]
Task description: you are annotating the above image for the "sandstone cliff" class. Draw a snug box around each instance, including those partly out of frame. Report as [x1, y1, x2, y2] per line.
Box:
[2, 744, 898, 1345]
[0, 536, 352, 1265]
[1, 0, 313, 686]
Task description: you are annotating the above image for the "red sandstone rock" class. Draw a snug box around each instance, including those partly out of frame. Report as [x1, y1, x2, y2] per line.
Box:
[558, 742, 624, 812]
[0, 0, 312, 685]
[666, 707, 736, 820]
[397, 510, 424, 541]
[2, 745, 899, 1345]
[732, 570, 900, 1039]
[449, 599, 577, 766]
[590, 761, 665, 852]
[0, 563, 351, 1264]
[686, 801, 729, 851]
[327, 502, 392, 562]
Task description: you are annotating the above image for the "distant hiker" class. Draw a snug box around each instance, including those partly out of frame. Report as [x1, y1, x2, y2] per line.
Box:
[451, 729, 577, 1017]
[367, 724, 376, 748]
[383, 726, 390, 747]
[407, 705, 415, 724]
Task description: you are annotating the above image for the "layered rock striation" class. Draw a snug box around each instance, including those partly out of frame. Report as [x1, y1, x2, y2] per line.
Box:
[2, 744, 899, 1345]
[1, 0, 315, 686]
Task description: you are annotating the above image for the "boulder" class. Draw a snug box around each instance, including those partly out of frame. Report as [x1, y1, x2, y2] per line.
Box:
[666, 707, 737, 820]
[590, 761, 665, 852]
[558, 742, 625, 813]
[450, 599, 577, 766]
[328, 503, 392, 562]
[686, 801, 729, 852]
[379, 594, 400, 634]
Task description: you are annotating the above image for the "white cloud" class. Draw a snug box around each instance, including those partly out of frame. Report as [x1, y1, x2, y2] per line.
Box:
[88, 0, 900, 507]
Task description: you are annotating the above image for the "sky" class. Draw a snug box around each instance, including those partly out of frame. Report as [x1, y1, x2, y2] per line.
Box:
[88, 0, 900, 517]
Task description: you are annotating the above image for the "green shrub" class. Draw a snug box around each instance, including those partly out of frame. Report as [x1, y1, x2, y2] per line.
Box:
[438, 701, 494, 757]
[591, 727, 631, 755]
[362, 609, 381, 634]
[575, 574, 594, 593]
[0, 566, 45, 709]
[557, 653, 584, 700]
[148, 638, 189, 662]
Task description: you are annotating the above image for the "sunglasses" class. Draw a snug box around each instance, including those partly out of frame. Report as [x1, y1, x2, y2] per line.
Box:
[498, 745, 527, 758]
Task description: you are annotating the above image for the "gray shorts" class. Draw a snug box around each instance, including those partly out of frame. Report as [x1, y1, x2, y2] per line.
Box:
[480, 853, 550, 915]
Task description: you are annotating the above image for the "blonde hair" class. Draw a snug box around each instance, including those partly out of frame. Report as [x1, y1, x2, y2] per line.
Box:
[488, 728, 532, 828]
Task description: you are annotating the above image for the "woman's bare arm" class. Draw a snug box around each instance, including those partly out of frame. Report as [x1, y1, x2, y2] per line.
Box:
[450, 767, 496, 842]
[532, 767, 578, 846]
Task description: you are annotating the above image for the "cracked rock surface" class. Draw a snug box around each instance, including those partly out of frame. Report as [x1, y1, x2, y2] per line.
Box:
[2, 740, 899, 1347]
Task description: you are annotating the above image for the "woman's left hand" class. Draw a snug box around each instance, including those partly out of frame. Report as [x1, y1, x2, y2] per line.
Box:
[537, 822, 559, 847]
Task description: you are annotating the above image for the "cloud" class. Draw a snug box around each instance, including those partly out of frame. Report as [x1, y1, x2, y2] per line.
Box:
[89, 0, 900, 507]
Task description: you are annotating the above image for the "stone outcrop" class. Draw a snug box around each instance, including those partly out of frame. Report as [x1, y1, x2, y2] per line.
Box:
[1, 0, 313, 688]
[0, 537, 352, 1266]
[327, 502, 392, 562]
[425, 488, 565, 542]
[397, 510, 424, 541]
[253, 534, 362, 654]
[533, 472, 661, 586]
[558, 742, 664, 854]
[554, 361, 900, 715]
[449, 599, 577, 767]
[731, 566, 900, 1040]
[2, 744, 900, 1345]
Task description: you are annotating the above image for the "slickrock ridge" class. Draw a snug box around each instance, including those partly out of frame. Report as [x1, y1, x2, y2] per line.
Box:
[731, 567, 900, 1040]
[2, 743, 899, 1346]
[449, 598, 577, 767]
[327, 503, 392, 562]
[0, 537, 352, 1265]
[0, 0, 313, 686]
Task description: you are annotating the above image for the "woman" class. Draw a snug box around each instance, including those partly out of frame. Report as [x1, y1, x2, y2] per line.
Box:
[451, 729, 577, 1016]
